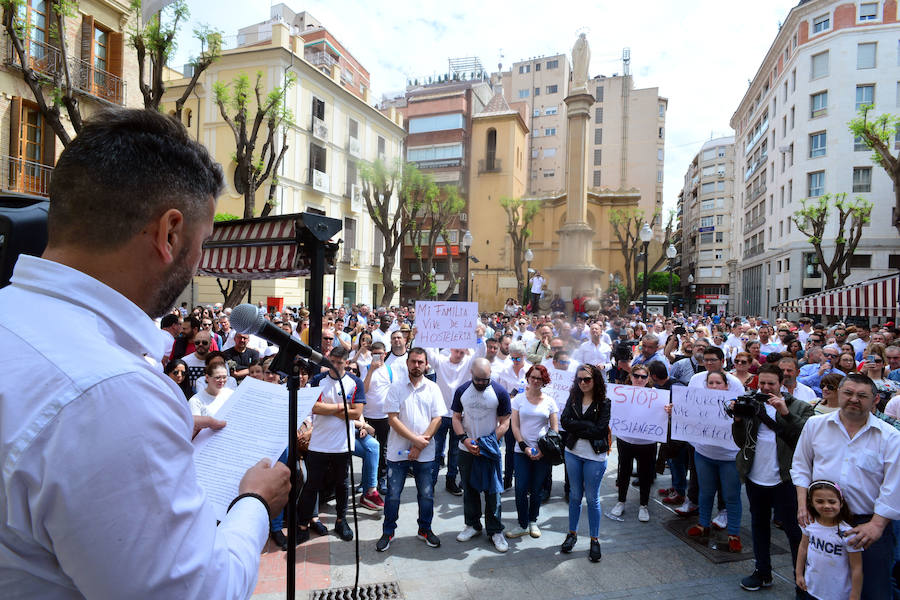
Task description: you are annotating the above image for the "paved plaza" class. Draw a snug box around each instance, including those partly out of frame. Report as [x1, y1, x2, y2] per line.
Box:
[252, 448, 798, 600]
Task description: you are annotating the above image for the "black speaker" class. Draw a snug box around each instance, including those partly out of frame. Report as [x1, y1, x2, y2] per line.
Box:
[0, 193, 49, 288]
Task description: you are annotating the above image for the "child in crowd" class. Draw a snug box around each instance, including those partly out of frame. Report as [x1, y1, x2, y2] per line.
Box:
[795, 480, 862, 600]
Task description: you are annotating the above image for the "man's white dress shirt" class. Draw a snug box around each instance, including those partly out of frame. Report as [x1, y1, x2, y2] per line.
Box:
[0, 256, 268, 598]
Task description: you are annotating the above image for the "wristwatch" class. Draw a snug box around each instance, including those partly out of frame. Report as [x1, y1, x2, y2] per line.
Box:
[518, 441, 528, 451]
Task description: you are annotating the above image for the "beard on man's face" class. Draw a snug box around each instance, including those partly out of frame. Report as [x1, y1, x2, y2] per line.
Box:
[148, 243, 196, 319]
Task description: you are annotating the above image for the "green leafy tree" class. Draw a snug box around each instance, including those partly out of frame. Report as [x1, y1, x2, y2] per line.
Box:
[635, 271, 681, 294]
[608, 208, 675, 301]
[499, 196, 540, 300]
[849, 105, 900, 234]
[408, 184, 465, 301]
[359, 160, 426, 306]
[213, 71, 295, 307]
[130, 0, 221, 118]
[791, 192, 873, 289]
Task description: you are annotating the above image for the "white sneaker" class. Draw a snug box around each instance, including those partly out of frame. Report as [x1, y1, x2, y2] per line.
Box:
[712, 509, 728, 530]
[504, 525, 528, 539]
[456, 526, 482, 542]
[638, 506, 650, 522]
[491, 532, 509, 552]
[528, 522, 541, 538]
[674, 499, 699, 516]
[610, 501, 626, 517]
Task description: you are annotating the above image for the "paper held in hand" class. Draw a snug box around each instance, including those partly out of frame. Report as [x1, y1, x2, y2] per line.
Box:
[608, 383, 669, 443]
[670, 385, 737, 450]
[414, 301, 478, 348]
[192, 377, 319, 522]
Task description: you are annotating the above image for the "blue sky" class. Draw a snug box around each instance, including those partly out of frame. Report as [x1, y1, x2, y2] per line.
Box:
[173, 0, 794, 216]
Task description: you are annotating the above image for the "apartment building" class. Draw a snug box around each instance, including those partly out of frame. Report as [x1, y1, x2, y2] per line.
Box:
[729, 0, 900, 318]
[501, 56, 666, 220]
[678, 137, 736, 315]
[1, 0, 140, 197]
[164, 7, 405, 308]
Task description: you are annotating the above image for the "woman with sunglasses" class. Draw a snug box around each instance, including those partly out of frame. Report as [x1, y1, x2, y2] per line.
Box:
[609, 364, 657, 523]
[188, 363, 234, 417]
[861, 345, 900, 408]
[163, 358, 192, 400]
[813, 373, 844, 415]
[559, 364, 610, 561]
[730, 351, 758, 390]
[498, 341, 530, 490]
[351, 331, 373, 378]
[505, 365, 559, 540]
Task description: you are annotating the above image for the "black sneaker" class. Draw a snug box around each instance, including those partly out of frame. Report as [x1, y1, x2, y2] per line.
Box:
[589, 539, 602, 562]
[296, 527, 310, 545]
[417, 529, 441, 548]
[334, 519, 354, 541]
[740, 570, 773, 591]
[446, 480, 463, 496]
[309, 520, 328, 536]
[560, 532, 577, 554]
[375, 533, 392, 552]
[270, 530, 288, 551]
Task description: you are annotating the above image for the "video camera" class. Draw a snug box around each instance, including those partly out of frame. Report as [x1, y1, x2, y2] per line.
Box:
[724, 391, 771, 419]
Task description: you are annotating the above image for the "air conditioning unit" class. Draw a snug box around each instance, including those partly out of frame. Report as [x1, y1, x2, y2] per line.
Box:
[312, 117, 328, 141]
[350, 248, 362, 268]
[348, 136, 361, 157]
[350, 183, 363, 213]
[312, 169, 329, 193]
[717, 170, 725, 178]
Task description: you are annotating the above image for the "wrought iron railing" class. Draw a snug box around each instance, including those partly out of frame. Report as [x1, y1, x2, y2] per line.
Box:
[2, 156, 52, 197]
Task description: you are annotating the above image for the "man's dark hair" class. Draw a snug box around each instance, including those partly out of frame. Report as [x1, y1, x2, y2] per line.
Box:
[777, 356, 799, 370]
[161, 314, 180, 328]
[702, 346, 724, 361]
[408, 347, 428, 361]
[838, 373, 878, 399]
[204, 351, 225, 366]
[765, 352, 783, 364]
[329, 345, 349, 360]
[48, 109, 224, 249]
[370, 341, 386, 352]
[757, 363, 784, 382]
[647, 360, 668, 380]
[186, 316, 201, 331]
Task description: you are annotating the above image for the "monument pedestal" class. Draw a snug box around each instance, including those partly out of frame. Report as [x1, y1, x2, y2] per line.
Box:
[547, 222, 605, 299]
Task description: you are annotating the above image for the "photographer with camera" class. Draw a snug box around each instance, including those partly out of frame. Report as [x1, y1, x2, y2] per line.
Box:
[732, 363, 814, 593]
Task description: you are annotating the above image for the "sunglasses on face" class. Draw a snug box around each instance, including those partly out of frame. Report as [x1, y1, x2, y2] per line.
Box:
[577, 376, 593, 383]
[734, 359, 749, 365]
[632, 374, 649, 380]
[195, 341, 210, 346]
[511, 356, 523, 362]
[824, 354, 838, 359]
[822, 384, 836, 391]
[171, 370, 185, 376]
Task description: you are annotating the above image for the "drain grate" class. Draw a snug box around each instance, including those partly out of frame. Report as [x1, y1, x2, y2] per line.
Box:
[309, 581, 403, 600]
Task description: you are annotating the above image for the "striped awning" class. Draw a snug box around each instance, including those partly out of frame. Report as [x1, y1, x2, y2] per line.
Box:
[196, 213, 344, 281]
[771, 273, 900, 319]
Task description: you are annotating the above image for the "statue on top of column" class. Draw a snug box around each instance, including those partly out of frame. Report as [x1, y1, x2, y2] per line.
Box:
[571, 33, 590, 93]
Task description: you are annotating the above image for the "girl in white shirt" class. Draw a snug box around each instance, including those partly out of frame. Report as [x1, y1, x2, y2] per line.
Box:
[795, 480, 862, 600]
[188, 364, 233, 417]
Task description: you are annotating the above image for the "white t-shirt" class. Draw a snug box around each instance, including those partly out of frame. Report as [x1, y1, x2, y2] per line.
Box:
[759, 341, 785, 356]
[451, 381, 512, 452]
[513, 329, 536, 345]
[511, 394, 557, 453]
[688, 370, 746, 396]
[747, 404, 781, 486]
[188, 388, 233, 417]
[783, 383, 817, 404]
[384, 350, 407, 368]
[385, 377, 446, 463]
[308, 372, 366, 454]
[572, 340, 612, 370]
[567, 399, 608, 462]
[182, 352, 208, 389]
[372, 328, 392, 348]
[802, 520, 861, 600]
[850, 337, 867, 356]
[530, 276, 545, 294]
[365, 362, 408, 419]
[884, 395, 900, 419]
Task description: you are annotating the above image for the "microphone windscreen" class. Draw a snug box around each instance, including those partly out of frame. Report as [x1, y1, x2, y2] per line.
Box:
[230, 303, 263, 335]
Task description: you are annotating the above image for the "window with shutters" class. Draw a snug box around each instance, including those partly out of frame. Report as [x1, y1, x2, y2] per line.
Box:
[345, 160, 357, 197]
[7, 98, 55, 196]
[595, 107, 603, 123]
[593, 149, 601, 166]
[15, 0, 55, 75]
[594, 128, 602, 144]
[593, 170, 601, 187]
[79, 17, 124, 104]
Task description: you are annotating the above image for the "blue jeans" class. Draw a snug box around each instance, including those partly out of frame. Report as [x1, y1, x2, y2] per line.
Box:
[693, 452, 742, 535]
[513, 452, 551, 528]
[382, 459, 435, 536]
[270, 448, 289, 533]
[352, 431, 379, 491]
[668, 443, 689, 496]
[432, 416, 460, 486]
[565, 451, 607, 538]
[457, 451, 503, 535]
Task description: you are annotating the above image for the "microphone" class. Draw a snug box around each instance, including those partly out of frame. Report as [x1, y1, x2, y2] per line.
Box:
[230, 304, 332, 368]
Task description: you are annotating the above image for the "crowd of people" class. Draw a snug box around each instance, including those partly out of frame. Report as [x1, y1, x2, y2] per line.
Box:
[163, 299, 900, 600]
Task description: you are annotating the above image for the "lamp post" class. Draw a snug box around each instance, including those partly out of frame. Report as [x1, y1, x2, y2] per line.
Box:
[462, 230, 473, 302]
[524, 248, 534, 305]
[429, 267, 437, 299]
[688, 273, 695, 314]
[639, 223, 653, 318]
[665, 243, 677, 317]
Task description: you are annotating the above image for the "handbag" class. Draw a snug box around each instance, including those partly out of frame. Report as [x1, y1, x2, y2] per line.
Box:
[537, 429, 565, 465]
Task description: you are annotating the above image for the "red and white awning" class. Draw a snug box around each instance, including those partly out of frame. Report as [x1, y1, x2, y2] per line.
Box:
[771, 273, 900, 319]
[198, 216, 302, 280]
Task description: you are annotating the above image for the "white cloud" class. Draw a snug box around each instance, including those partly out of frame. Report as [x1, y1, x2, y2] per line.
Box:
[174, 0, 795, 216]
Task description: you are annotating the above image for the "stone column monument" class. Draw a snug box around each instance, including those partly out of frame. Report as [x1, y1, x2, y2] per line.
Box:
[547, 33, 605, 300]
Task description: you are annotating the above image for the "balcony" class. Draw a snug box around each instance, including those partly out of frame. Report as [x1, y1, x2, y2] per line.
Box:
[743, 244, 765, 259]
[4, 37, 124, 105]
[477, 158, 501, 174]
[312, 116, 328, 141]
[348, 136, 361, 158]
[312, 169, 329, 193]
[1, 156, 52, 197]
[743, 216, 765, 234]
[744, 120, 769, 154]
[305, 51, 338, 70]
[350, 183, 363, 213]
[411, 157, 462, 169]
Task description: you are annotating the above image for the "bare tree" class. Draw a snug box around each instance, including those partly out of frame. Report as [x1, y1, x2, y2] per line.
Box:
[213, 70, 294, 307]
[359, 160, 426, 306]
[791, 192, 873, 289]
[609, 207, 674, 301]
[499, 196, 540, 300]
[408, 185, 465, 301]
[849, 105, 900, 234]
[130, 0, 221, 119]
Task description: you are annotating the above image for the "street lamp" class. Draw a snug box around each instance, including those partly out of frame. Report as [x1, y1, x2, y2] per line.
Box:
[688, 273, 695, 314]
[524, 248, 534, 305]
[462, 230, 473, 301]
[639, 223, 653, 318]
[665, 243, 677, 317]
[430, 267, 437, 299]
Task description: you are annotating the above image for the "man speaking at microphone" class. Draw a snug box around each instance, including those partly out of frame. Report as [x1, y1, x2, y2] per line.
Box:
[0, 109, 290, 598]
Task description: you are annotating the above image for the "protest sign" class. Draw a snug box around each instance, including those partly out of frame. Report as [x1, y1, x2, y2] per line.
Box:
[414, 301, 478, 348]
[545, 367, 576, 416]
[607, 384, 669, 443]
[670, 386, 736, 449]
